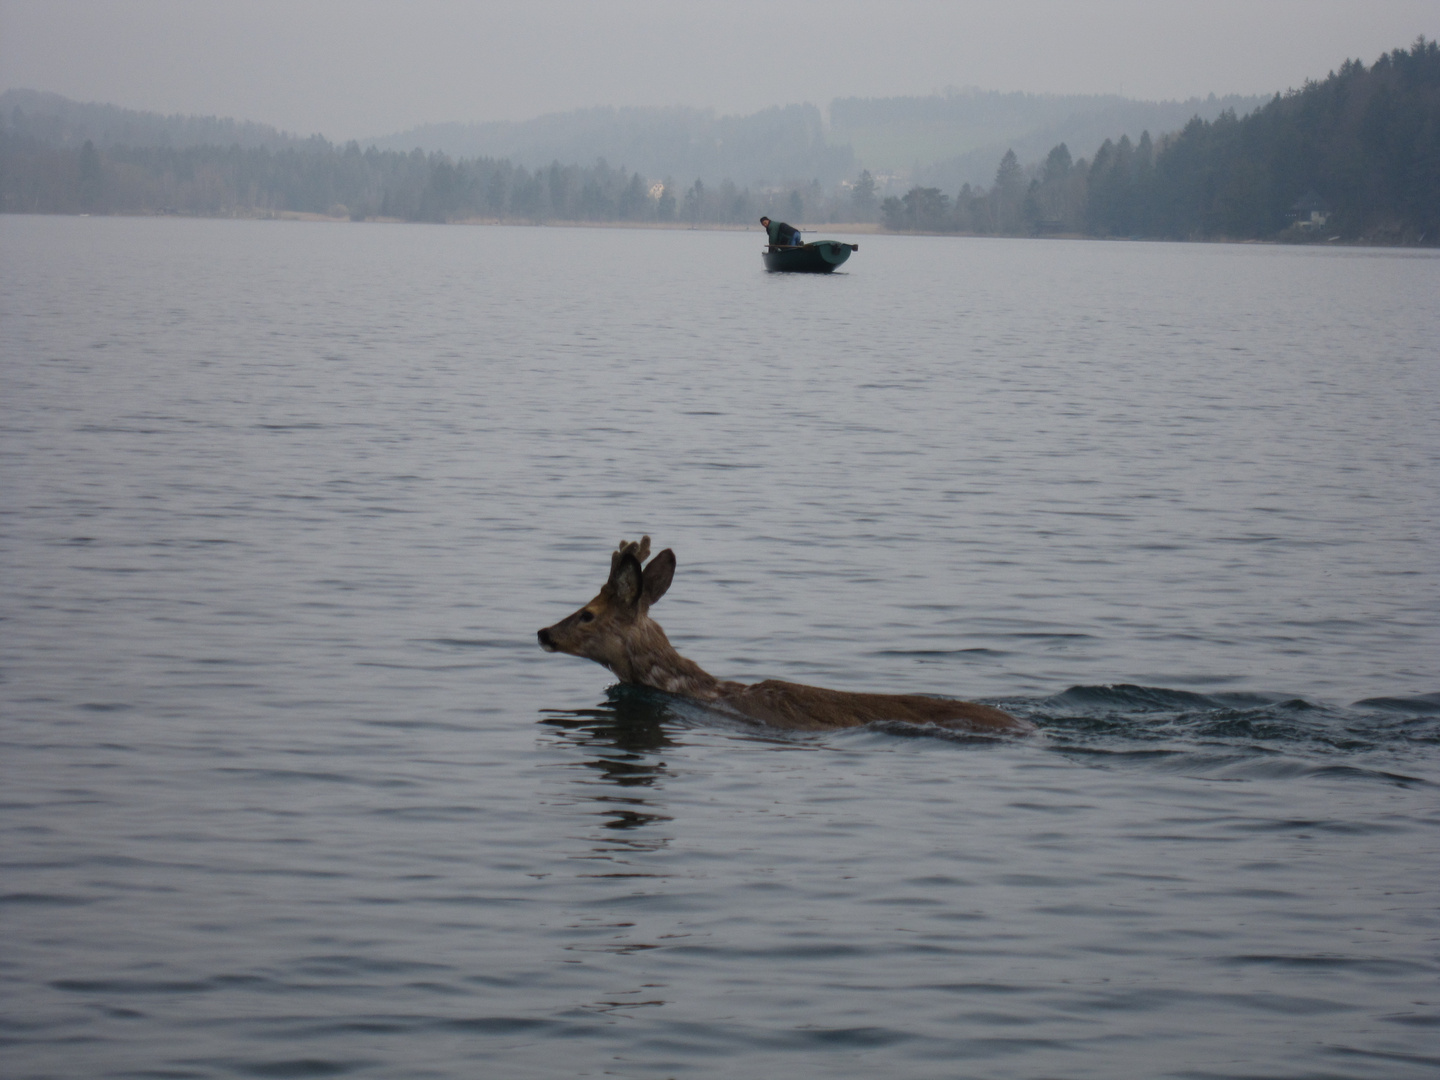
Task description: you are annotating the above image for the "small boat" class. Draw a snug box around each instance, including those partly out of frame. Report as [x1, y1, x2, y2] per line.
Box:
[762, 240, 858, 273]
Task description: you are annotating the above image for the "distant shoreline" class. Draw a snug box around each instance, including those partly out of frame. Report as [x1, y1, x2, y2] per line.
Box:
[13, 211, 1431, 247]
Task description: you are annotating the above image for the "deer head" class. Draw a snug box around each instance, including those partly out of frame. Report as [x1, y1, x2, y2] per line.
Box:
[537, 536, 677, 680]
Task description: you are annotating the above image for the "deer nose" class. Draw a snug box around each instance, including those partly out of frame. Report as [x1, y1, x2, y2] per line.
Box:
[537, 627, 556, 652]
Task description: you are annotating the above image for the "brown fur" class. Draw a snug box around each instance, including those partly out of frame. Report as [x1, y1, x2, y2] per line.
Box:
[538, 537, 1034, 735]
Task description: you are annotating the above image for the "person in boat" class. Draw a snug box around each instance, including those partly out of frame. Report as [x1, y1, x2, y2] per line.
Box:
[760, 216, 802, 247]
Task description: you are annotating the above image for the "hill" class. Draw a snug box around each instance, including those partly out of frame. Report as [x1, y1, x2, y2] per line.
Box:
[0, 88, 313, 152]
[365, 104, 854, 189]
[1130, 37, 1440, 241]
[829, 88, 1267, 189]
[3, 86, 1271, 199]
[880, 37, 1440, 244]
[366, 91, 1267, 193]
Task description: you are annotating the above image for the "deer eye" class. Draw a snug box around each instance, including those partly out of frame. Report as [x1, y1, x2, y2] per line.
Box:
[578, 610, 595, 623]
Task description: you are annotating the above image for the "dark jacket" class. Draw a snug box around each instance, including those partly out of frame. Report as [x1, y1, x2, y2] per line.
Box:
[766, 220, 799, 246]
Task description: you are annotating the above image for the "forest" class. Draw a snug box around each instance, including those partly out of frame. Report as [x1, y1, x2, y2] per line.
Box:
[0, 123, 849, 226]
[883, 38, 1439, 243]
[0, 88, 851, 224]
[2, 39, 1435, 242]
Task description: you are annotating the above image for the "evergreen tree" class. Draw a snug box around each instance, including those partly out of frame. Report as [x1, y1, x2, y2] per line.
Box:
[851, 169, 878, 219]
[77, 139, 101, 210]
[993, 149, 1024, 232]
[1042, 143, 1072, 184]
[887, 186, 951, 230]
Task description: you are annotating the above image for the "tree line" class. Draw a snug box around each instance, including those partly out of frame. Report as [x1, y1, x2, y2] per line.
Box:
[3, 133, 627, 222]
[0, 126, 861, 226]
[882, 38, 1439, 243]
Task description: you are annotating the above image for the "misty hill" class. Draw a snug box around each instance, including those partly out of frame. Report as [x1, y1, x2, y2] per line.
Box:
[832, 88, 1268, 190]
[369, 91, 1268, 191]
[0, 89, 314, 151]
[880, 38, 1439, 245]
[4, 86, 1267, 196]
[1099, 38, 1440, 242]
[364, 104, 855, 188]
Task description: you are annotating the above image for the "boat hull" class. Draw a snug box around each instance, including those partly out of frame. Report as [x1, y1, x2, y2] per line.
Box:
[762, 240, 857, 273]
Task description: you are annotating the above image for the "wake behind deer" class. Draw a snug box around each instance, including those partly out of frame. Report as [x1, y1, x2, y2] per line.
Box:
[537, 537, 1035, 734]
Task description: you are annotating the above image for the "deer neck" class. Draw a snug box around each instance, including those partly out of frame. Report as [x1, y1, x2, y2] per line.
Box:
[612, 616, 726, 700]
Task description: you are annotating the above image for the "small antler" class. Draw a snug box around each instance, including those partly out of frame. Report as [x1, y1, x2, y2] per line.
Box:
[610, 535, 652, 580]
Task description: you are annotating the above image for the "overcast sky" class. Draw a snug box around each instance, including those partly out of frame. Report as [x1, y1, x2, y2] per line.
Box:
[2, 1, 1436, 140]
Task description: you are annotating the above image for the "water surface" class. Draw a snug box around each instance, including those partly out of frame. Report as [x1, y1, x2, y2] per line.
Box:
[2, 217, 1438, 1078]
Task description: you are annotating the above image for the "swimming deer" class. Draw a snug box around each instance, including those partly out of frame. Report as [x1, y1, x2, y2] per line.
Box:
[537, 537, 1034, 734]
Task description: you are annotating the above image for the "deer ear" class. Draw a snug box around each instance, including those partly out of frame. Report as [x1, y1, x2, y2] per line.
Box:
[642, 549, 675, 608]
[611, 552, 644, 610]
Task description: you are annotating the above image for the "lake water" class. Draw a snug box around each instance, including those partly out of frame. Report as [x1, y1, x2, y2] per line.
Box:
[2, 215, 1438, 1078]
